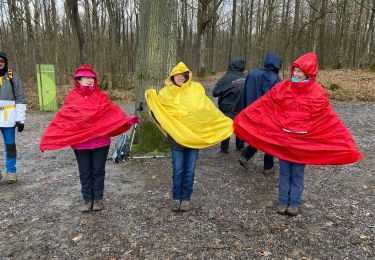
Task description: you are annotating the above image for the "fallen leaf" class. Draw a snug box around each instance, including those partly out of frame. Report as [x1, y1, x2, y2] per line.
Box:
[258, 250, 271, 256]
[72, 235, 82, 241]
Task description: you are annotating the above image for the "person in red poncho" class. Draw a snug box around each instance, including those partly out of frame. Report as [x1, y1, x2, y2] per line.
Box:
[40, 64, 139, 212]
[234, 52, 362, 216]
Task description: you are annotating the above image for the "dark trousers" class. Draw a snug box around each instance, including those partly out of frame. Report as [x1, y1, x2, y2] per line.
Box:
[241, 145, 274, 170]
[221, 136, 245, 153]
[74, 145, 110, 202]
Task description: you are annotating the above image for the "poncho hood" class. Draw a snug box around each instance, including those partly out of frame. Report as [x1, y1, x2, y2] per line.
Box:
[291, 52, 318, 80]
[264, 52, 281, 74]
[228, 58, 246, 72]
[164, 61, 193, 87]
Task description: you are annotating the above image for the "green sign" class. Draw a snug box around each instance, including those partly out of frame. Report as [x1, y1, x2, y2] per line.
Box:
[36, 64, 57, 111]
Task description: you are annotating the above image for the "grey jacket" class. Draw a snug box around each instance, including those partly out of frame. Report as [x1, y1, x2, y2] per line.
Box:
[0, 70, 26, 126]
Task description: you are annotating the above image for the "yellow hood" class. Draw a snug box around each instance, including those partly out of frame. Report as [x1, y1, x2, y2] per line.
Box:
[145, 62, 233, 149]
[164, 61, 193, 87]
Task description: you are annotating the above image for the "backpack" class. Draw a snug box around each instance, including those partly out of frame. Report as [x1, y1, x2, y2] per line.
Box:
[111, 123, 138, 162]
[112, 132, 131, 162]
[1, 69, 14, 88]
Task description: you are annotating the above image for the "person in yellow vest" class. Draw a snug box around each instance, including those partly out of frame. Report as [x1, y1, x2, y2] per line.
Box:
[146, 62, 233, 211]
[0, 51, 26, 184]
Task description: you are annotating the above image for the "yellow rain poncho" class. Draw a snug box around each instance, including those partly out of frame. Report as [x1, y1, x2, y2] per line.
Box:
[145, 62, 233, 149]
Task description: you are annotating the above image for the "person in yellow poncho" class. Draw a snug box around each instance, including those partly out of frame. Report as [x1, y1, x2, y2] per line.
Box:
[145, 62, 233, 212]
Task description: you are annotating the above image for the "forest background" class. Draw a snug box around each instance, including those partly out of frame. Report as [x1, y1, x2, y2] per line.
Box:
[1, 0, 375, 101]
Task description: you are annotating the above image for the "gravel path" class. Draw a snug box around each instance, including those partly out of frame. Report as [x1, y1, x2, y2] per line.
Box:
[0, 98, 373, 259]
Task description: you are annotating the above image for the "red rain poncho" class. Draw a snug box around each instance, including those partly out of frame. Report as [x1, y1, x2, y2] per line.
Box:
[234, 52, 362, 165]
[40, 64, 139, 151]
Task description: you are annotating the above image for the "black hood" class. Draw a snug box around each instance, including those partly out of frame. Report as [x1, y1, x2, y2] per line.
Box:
[263, 52, 281, 74]
[0, 51, 8, 77]
[228, 58, 246, 72]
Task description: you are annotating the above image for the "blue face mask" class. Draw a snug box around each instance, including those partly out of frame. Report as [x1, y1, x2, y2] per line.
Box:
[292, 75, 309, 82]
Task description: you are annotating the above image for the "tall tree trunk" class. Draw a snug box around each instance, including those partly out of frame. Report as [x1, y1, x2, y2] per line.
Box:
[228, 0, 237, 62]
[135, 0, 177, 108]
[336, 0, 348, 68]
[23, 0, 35, 76]
[352, 0, 365, 67]
[196, 1, 207, 75]
[67, 0, 87, 64]
[359, 0, 375, 66]
[246, 0, 255, 68]
[290, 0, 300, 62]
[134, 0, 177, 154]
[208, 0, 218, 74]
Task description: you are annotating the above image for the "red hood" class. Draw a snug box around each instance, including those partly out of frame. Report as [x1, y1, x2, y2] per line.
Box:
[291, 52, 318, 80]
[73, 64, 98, 88]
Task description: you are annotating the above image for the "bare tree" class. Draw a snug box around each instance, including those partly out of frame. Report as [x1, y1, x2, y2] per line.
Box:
[0, 0, 375, 88]
[66, 0, 87, 64]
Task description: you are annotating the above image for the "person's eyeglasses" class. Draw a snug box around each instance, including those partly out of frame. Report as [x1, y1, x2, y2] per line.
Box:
[0, 60, 5, 64]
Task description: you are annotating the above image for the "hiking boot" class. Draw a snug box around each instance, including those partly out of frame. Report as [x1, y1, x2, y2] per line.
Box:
[262, 166, 278, 174]
[93, 200, 104, 211]
[238, 157, 249, 169]
[81, 201, 93, 212]
[180, 200, 190, 212]
[6, 173, 17, 184]
[287, 206, 301, 216]
[238, 157, 256, 170]
[172, 200, 181, 211]
[276, 204, 288, 215]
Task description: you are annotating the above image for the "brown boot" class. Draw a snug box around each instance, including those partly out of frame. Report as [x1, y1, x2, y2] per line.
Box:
[6, 173, 17, 184]
[93, 200, 104, 211]
[287, 206, 301, 216]
[81, 201, 93, 212]
[180, 200, 190, 212]
[276, 204, 288, 215]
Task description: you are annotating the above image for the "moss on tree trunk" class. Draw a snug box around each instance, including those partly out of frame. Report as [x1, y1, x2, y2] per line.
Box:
[131, 113, 170, 156]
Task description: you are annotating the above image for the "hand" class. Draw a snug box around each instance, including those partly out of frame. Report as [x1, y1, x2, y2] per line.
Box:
[15, 121, 24, 132]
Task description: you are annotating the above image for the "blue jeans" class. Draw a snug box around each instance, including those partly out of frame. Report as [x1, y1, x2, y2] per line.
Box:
[278, 159, 305, 207]
[172, 148, 199, 201]
[74, 145, 110, 202]
[1, 127, 16, 173]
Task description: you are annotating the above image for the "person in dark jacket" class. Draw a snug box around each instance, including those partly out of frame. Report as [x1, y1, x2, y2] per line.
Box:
[0, 51, 26, 184]
[238, 52, 281, 174]
[213, 58, 246, 153]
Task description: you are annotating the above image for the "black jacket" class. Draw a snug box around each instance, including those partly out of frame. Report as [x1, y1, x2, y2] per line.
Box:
[213, 58, 246, 119]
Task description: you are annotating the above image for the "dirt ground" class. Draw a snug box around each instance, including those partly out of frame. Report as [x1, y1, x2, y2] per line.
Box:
[0, 80, 374, 259]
